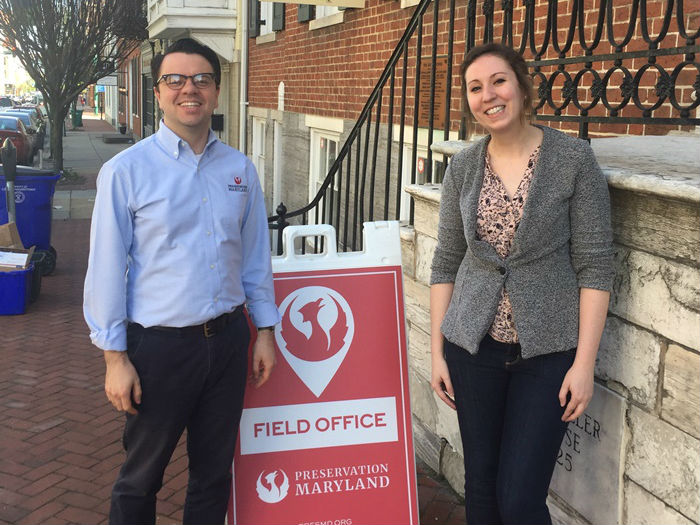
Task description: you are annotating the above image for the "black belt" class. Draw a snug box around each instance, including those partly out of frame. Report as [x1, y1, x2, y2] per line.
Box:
[147, 305, 245, 338]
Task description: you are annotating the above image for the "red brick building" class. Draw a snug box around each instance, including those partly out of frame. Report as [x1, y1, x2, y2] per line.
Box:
[245, 0, 698, 226]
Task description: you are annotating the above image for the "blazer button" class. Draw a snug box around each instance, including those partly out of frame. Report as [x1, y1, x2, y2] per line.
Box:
[498, 267, 506, 275]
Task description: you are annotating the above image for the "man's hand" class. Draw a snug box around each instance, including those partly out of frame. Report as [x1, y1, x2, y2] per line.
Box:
[251, 329, 276, 388]
[104, 351, 141, 414]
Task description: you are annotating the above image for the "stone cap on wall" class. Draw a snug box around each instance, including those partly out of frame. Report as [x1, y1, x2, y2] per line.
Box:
[592, 135, 699, 203]
[429, 134, 700, 204]
[404, 183, 442, 204]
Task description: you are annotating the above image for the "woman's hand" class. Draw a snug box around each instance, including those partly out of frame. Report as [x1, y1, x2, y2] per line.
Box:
[430, 283, 457, 410]
[431, 353, 456, 410]
[559, 287, 610, 422]
[558, 360, 594, 422]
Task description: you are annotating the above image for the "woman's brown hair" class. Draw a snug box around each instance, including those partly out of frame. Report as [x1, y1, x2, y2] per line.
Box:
[459, 43, 535, 140]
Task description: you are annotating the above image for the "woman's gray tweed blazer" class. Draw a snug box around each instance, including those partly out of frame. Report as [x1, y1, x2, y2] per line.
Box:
[430, 125, 614, 359]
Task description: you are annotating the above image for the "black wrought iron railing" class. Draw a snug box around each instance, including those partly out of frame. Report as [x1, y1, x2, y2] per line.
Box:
[269, 0, 699, 254]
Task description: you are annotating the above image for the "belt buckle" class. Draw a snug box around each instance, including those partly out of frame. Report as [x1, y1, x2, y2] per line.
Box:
[203, 320, 215, 338]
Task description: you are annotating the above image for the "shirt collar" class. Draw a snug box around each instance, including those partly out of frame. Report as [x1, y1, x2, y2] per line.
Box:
[155, 120, 219, 160]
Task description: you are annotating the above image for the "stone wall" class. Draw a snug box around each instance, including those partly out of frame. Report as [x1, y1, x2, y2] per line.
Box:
[402, 135, 700, 525]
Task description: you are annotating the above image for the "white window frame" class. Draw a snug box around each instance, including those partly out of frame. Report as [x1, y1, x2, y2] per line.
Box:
[394, 125, 455, 221]
[306, 115, 344, 226]
[252, 116, 266, 189]
[259, 1, 274, 36]
[399, 146, 443, 221]
[315, 4, 339, 18]
[309, 6, 344, 30]
[309, 131, 340, 225]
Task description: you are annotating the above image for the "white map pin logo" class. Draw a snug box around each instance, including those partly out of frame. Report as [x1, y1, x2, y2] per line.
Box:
[275, 286, 354, 397]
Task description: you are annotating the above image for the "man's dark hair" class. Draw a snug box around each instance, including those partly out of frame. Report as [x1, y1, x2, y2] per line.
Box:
[151, 38, 221, 89]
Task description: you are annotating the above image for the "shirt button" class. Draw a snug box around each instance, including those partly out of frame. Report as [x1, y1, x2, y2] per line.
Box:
[210, 264, 215, 269]
[213, 297, 219, 303]
[498, 267, 506, 275]
[206, 231, 212, 236]
[202, 197, 208, 203]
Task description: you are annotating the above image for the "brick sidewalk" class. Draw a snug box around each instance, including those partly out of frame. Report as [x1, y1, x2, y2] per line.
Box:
[0, 220, 189, 524]
[0, 219, 465, 525]
[77, 111, 118, 133]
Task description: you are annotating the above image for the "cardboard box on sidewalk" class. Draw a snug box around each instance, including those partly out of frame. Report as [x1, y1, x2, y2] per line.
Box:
[0, 222, 34, 270]
[0, 222, 34, 315]
[0, 221, 24, 249]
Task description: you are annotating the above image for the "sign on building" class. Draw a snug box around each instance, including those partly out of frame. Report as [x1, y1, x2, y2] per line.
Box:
[230, 222, 419, 525]
[550, 384, 626, 524]
[96, 74, 117, 86]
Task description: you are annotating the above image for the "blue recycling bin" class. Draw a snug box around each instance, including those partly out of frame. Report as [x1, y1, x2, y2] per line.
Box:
[0, 264, 34, 315]
[1, 166, 61, 275]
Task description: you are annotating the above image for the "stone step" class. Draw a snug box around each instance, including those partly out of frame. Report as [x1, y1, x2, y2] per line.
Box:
[102, 133, 134, 144]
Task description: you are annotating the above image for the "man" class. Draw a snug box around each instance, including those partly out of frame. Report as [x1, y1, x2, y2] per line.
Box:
[83, 38, 280, 525]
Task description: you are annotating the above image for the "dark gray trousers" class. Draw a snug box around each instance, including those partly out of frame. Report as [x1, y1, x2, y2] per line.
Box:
[109, 314, 250, 525]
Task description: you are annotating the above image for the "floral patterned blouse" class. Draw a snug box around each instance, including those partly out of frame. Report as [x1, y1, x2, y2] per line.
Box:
[476, 146, 541, 343]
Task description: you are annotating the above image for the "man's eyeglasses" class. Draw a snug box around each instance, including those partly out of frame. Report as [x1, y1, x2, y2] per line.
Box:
[157, 73, 216, 90]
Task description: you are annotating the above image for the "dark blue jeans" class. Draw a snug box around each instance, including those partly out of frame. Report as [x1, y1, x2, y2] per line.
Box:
[109, 314, 250, 525]
[444, 334, 574, 525]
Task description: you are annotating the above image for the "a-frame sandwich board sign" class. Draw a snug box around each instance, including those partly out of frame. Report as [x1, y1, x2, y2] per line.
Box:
[230, 222, 419, 525]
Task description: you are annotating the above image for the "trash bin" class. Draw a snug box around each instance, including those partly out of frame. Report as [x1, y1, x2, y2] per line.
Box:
[0, 263, 34, 315]
[71, 108, 84, 127]
[0, 166, 61, 275]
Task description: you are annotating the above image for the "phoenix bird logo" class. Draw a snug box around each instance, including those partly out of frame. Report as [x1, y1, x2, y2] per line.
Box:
[280, 294, 349, 361]
[275, 286, 355, 397]
[256, 469, 289, 504]
[234, 176, 242, 184]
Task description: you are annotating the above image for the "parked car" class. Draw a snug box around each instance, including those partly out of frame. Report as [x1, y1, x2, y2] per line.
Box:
[0, 111, 43, 154]
[19, 104, 47, 121]
[0, 116, 34, 165]
[6, 107, 44, 125]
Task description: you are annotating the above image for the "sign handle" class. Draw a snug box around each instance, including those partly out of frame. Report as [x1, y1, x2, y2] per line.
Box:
[276, 222, 403, 267]
[280, 224, 338, 261]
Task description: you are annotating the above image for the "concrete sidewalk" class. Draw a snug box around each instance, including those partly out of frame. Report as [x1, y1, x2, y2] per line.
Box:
[0, 116, 466, 524]
[50, 113, 133, 221]
[59, 112, 133, 190]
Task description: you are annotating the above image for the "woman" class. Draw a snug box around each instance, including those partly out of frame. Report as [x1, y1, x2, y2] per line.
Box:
[430, 43, 614, 525]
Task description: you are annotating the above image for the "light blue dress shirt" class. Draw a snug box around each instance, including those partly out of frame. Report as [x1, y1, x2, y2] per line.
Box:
[84, 123, 280, 351]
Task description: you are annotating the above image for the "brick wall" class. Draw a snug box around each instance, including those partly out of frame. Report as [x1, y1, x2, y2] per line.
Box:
[248, 0, 698, 137]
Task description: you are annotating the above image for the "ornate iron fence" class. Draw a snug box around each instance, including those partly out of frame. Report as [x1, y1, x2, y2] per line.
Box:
[269, 0, 699, 253]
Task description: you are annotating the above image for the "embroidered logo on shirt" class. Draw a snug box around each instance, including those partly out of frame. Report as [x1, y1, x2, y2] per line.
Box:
[228, 176, 248, 192]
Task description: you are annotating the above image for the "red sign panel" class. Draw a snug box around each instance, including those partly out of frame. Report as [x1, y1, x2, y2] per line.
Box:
[230, 266, 418, 525]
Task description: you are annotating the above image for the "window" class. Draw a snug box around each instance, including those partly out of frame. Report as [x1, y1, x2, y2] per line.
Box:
[131, 57, 139, 116]
[143, 75, 155, 136]
[252, 117, 266, 189]
[117, 64, 127, 116]
[310, 131, 339, 225]
[259, 2, 273, 36]
[314, 5, 339, 18]
[399, 145, 444, 221]
[250, 0, 284, 38]
[306, 115, 343, 226]
[307, 4, 344, 29]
